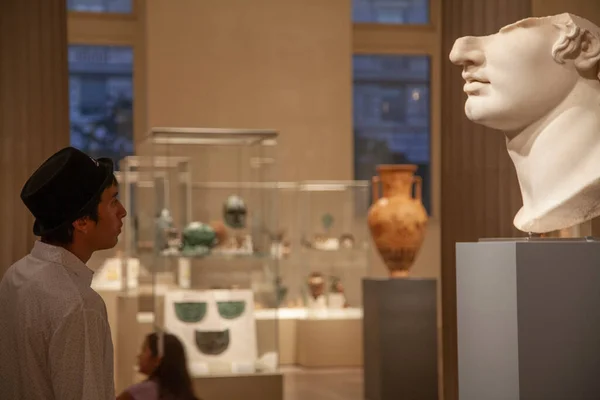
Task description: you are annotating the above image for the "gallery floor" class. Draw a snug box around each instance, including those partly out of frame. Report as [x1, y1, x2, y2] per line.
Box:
[282, 367, 363, 400]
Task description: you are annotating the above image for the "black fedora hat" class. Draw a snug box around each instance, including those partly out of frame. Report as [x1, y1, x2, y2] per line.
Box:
[20, 146, 115, 236]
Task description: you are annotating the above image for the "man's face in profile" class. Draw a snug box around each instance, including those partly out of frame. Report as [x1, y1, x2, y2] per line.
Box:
[81, 183, 127, 251]
[449, 19, 579, 132]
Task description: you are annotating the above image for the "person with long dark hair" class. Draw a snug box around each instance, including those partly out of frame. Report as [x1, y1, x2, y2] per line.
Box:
[117, 332, 200, 400]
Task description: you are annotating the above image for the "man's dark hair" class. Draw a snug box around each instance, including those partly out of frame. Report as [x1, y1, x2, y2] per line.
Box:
[41, 174, 118, 245]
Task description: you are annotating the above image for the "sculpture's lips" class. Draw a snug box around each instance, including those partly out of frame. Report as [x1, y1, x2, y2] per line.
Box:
[462, 71, 489, 83]
[464, 80, 489, 94]
[464, 76, 489, 81]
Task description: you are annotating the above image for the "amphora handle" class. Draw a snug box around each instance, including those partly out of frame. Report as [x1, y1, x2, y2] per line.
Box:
[412, 176, 422, 201]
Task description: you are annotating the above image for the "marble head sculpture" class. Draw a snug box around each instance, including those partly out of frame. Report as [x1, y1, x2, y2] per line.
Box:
[449, 13, 600, 233]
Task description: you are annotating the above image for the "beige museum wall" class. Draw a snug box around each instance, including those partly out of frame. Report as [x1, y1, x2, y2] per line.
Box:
[532, 0, 600, 24]
[137, 0, 353, 182]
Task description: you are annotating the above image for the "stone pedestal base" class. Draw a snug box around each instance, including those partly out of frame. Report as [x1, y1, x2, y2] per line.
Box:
[363, 278, 438, 400]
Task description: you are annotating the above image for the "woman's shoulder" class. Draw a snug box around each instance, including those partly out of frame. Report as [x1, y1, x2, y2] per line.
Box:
[126, 379, 159, 399]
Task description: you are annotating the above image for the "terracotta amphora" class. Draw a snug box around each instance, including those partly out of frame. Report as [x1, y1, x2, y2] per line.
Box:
[367, 165, 428, 277]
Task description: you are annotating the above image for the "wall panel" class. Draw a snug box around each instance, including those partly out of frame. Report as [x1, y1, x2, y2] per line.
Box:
[142, 0, 353, 182]
[0, 0, 70, 277]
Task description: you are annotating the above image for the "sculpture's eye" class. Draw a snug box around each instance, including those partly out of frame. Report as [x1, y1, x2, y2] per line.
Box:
[174, 302, 207, 323]
[217, 301, 246, 319]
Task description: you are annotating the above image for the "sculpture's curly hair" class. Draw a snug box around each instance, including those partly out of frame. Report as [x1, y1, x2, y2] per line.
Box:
[552, 21, 600, 80]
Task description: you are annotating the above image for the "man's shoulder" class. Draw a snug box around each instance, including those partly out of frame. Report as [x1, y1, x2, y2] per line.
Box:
[1, 254, 106, 317]
[1, 253, 30, 277]
[0, 254, 50, 295]
[4, 253, 73, 291]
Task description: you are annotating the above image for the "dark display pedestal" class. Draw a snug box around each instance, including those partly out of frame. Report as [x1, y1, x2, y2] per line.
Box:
[363, 277, 438, 400]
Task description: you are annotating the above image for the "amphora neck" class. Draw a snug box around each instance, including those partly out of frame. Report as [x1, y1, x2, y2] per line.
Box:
[377, 165, 416, 198]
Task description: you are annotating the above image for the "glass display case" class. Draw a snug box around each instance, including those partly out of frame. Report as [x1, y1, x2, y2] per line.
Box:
[278, 180, 371, 318]
[141, 127, 280, 377]
[91, 155, 199, 392]
[90, 155, 191, 296]
[119, 156, 194, 306]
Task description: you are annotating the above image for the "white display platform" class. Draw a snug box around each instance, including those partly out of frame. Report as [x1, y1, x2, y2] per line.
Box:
[91, 257, 140, 291]
[164, 289, 258, 375]
[296, 316, 363, 367]
[254, 307, 363, 366]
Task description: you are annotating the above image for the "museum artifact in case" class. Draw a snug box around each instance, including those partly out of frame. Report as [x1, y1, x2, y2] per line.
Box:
[139, 127, 280, 379]
[283, 180, 371, 317]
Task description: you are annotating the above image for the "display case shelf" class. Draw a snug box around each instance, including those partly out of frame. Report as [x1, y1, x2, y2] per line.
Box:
[159, 252, 274, 260]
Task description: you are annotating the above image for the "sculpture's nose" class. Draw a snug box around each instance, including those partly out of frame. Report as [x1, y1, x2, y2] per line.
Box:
[449, 36, 485, 66]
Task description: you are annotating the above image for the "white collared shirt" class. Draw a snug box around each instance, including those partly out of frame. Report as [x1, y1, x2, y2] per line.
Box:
[0, 240, 115, 400]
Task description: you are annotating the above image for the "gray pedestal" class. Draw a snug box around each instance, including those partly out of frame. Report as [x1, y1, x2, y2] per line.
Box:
[456, 240, 600, 400]
[363, 278, 438, 400]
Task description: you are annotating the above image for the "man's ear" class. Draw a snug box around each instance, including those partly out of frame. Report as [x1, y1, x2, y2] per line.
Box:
[72, 217, 89, 234]
[574, 30, 600, 73]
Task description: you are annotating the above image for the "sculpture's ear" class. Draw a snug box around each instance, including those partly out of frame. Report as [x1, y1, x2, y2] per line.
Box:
[574, 30, 600, 72]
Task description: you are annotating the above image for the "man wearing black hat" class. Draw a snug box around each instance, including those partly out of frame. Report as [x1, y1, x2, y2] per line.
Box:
[0, 147, 127, 399]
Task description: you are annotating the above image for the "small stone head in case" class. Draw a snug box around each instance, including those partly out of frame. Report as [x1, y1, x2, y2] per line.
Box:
[223, 195, 247, 229]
